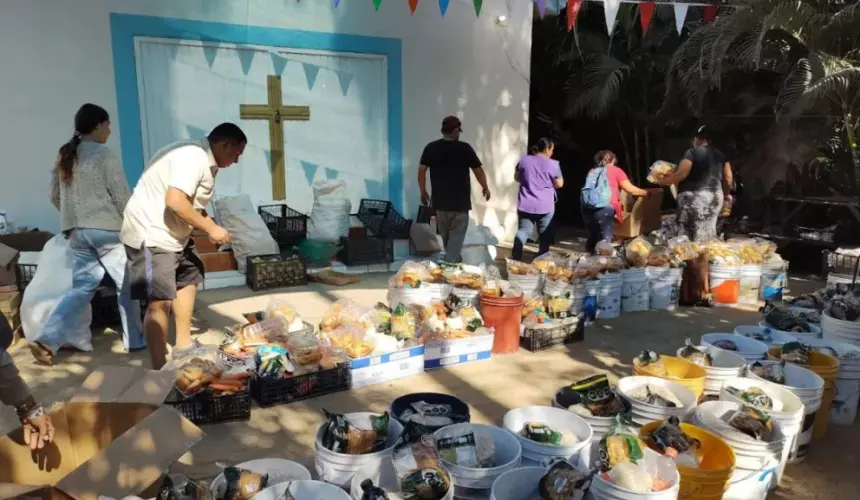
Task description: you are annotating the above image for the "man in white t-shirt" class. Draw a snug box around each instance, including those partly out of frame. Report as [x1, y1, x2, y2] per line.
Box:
[121, 123, 246, 369]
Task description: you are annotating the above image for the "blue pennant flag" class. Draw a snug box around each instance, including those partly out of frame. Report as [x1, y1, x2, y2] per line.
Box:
[185, 125, 208, 140]
[271, 52, 288, 76]
[336, 71, 353, 96]
[300, 161, 318, 186]
[364, 179, 385, 200]
[324, 168, 339, 180]
[439, 0, 450, 16]
[302, 62, 320, 90]
[201, 36, 220, 68]
[237, 49, 255, 75]
[161, 42, 180, 62]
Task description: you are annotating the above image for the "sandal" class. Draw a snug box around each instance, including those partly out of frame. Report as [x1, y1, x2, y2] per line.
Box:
[28, 341, 54, 365]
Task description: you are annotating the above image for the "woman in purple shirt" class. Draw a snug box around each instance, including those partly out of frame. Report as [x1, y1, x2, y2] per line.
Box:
[513, 138, 564, 260]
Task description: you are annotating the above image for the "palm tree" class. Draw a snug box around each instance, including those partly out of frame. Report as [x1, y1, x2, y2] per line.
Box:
[666, 0, 860, 190]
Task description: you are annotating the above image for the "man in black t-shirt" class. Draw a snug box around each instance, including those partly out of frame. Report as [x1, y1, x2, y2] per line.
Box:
[418, 116, 491, 263]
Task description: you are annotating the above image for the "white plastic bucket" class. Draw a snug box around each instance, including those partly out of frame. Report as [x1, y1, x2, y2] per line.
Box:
[502, 406, 594, 468]
[821, 310, 860, 348]
[433, 423, 522, 491]
[760, 262, 788, 301]
[314, 413, 405, 489]
[551, 389, 631, 471]
[450, 287, 480, 309]
[676, 345, 746, 397]
[701, 333, 769, 362]
[586, 449, 680, 500]
[211, 459, 312, 499]
[739, 264, 762, 305]
[803, 338, 860, 425]
[616, 376, 698, 426]
[544, 279, 573, 298]
[387, 286, 433, 307]
[709, 264, 741, 307]
[733, 325, 797, 348]
[757, 320, 822, 342]
[508, 273, 543, 295]
[597, 272, 623, 319]
[489, 467, 545, 500]
[350, 459, 455, 500]
[647, 267, 682, 311]
[254, 480, 351, 500]
[826, 272, 855, 287]
[621, 268, 649, 313]
[425, 283, 453, 302]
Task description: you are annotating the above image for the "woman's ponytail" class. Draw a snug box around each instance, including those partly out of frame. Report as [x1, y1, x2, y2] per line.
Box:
[57, 135, 82, 184]
[54, 103, 110, 184]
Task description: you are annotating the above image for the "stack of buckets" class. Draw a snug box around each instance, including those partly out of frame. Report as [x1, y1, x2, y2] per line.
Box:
[745, 360, 824, 462]
[804, 339, 860, 425]
[639, 420, 735, 500]
[620, 267, 649, 313]
[616, 376, 699, 426]
[647, 266, 683, 311]
[739, 263, 763, 305]
[632, 355, 707, 401]
[689, 401, 783, 500]
[597, 272, 623, 319]
[767, 347, 839, 439]
[676, 345, 746, 398]
[709, 261, 741, 307]
[720, 377, 805, 486]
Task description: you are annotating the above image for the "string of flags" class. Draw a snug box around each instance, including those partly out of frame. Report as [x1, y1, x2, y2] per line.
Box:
[561, 1, 720, 34]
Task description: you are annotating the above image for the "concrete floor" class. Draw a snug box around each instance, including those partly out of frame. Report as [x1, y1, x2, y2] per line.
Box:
[3, 273, 858, 498]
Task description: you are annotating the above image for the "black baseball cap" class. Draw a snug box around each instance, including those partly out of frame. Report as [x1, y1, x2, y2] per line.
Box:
[695, 125, 711, 140]
[441, 116, 462, 133]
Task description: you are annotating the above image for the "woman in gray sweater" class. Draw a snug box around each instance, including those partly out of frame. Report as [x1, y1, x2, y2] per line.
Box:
[30, 104, 144, 364]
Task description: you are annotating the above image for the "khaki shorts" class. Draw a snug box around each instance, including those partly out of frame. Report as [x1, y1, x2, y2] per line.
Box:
[125, 241, 205, 301]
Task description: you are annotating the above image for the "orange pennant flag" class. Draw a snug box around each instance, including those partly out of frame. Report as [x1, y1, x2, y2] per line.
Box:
[409, 0, 419, 14]
[639, 2, 656, 33]
[567, 0, 583, 31]
[703, 5, 718, 23]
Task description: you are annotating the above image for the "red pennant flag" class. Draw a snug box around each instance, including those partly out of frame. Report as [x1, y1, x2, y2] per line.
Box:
[639, 2, 656, 33]
[703, 5, 718, 23]
[567, 0, 583, 31]
[409, 0, 419, 14]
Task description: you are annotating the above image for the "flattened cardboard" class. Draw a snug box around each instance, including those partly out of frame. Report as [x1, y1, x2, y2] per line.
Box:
[614, 189, 663, 239]
[0, 231, 53, 286]
[0, 367, 203, 500]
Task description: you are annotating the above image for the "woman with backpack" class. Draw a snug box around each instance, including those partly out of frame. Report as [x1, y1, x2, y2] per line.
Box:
[512, 138, 564, 260]
[580, 150, 651, 254]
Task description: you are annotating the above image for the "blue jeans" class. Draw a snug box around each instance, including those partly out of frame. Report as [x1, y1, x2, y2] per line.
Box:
[581, 206, 616, 254]
[38, 229, 144, 352]
[513, 210, 554, 260]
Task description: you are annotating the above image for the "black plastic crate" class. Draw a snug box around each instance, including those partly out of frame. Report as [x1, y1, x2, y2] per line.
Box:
[338, 236, 394, 265]
[250, 363, 351, 408]
[794, 225, 835, 243]
[165, 388, 252, 425]
[521, 317, 585, 352]
[246, 253, 308, 292]
[822, 249, 860, 279]
[15, 263, 37, 291]
[258, 204, 308, 246]
[357, 199, 412, 239]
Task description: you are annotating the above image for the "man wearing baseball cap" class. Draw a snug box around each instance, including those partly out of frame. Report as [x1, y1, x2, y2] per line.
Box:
[418, 116, 491, 263]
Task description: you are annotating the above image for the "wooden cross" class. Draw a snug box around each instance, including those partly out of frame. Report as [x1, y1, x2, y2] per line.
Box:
[239, 75, 310, 200]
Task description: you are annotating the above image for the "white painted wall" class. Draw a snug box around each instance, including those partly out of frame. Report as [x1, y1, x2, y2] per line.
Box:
[0, 0, 532, 239]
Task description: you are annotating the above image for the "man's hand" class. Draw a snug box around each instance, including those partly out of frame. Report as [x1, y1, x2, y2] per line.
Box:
[482, 187, 491, 201]
[207, 224, 231, 245]
[22, 411, 54, 450]
[421, 191, 432, 207]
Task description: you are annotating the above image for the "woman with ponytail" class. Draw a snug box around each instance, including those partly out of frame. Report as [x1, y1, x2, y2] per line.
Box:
[31, 104, 144, 364]
[512, 137, 564, 260]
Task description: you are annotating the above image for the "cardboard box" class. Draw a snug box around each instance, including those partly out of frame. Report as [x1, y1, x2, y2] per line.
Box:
[613, 189, 663, 239]
[349, 345, 426, 389]
[0, 231, 54, 287]
[0, 366, 204, 500]
[423, 332, 494, 369]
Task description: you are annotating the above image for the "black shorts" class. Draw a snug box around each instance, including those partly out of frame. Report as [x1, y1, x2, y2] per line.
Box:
[125, 241, 205, 301]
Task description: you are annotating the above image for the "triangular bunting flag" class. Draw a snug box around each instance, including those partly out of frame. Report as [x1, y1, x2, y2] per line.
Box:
[302, 62, 320, 91]
[324, 168, 339, 180]
[271, 53, 288, 76]
[639, 2, 656, 34]
[473, 0, 482, 16]
[549, 0, 561, 12]
[440, 0, 450, 17]
[703, 5, 718, 23]
[237, 49, 255, 76]
[604, 0, 621, 36]
[201, 37, 220, 69]
[336, 70, 354, 96]
[372, 0, 383, 10]
[673, 3, 689, 35]
[409, 0, 419, 14]
[567, 0, 583, 31]
[185, 125, 208, 140]
[264, 151, 273, 172]
[536, 0, 547, 18]
[333, 0, 341, 6]
[300, 161, 318, 186]
[161, 43, 180, 62]
[365, 179, 385, 200]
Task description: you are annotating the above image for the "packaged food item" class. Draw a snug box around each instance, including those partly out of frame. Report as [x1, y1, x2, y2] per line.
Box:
[390, 303, 418, 341]
[571, 256, 600, 280]
[173, 357, 223, 396]
[255, 344, 296, 378]
[539, 461, 593, 499]
[668, 236, 701, 262]
[607, 461, 654, 492]
[373, 303, 392, 335]
[728, 405, 774, 440]
[286, 332, 323, 365]
[780, 341, 811, 365]
[711, 339, 739, 351]
[321, 410, 391, 455]
[442, 265, 484, 289]
[157, 474, 213, 500]
[532, 252, 565, 273]
[398, 401, 468, 428]
[393, 422, 451, 500]
[324, 324, 375, 359]
[647, 246, 674, 268]
[264, 299, 303, 332]
[628, 385, 682, 408]
[643, 417, 701, 468]
[599, 415, 646, 471]
[391, 261, 432, 288]
[506, 257, 537, 276]
[726, 386, 774, 410]
[521, 291, 549, 323]
[545, 291, 573, 319]
[518, 422, 578, 447]
[595, 255, 626, 273]
[679, 339, 713, 367]
[595, 240, 616, 257]
[570, 373, 625, 417]
[437, 427, 494, 468]
[750, 361, 787, 385]
[236, 316, 291, 345]
[625, 237, 652, 268]
[222, 467, 268, 500]
[359, 479, 390, 500]
[706, 242, 742, 265]
[320, 299, 376, 334]
[646, 160, 676, 184]
[633, 350, 667, 376]
[446, 304, 484, 332]
[420, 261, 445, 283]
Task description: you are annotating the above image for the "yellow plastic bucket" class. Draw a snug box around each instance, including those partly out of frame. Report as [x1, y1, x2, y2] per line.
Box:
[633, 355, 707, 401]
[768, 347, 839, 439]
[640, 421, 735, 499]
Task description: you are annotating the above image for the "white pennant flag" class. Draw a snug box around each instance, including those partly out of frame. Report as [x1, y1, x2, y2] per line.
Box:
[674, 3, 690, 35]
[603, 0, 621, 36]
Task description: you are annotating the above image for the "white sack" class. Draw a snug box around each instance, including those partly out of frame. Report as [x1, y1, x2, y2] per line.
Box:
[21, 235, 93, 351]
[307, 180, 351, 242]
[213, 194, 279, 272]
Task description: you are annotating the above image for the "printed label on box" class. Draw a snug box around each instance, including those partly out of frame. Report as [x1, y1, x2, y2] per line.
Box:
[351, 354, 425, 389]
[423, 333, 494, 361]
[424, 350, 491, 369]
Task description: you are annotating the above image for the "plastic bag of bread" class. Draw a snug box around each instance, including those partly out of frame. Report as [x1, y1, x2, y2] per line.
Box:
[545, 259, 575, 284]
[323, 324, 375, 358]
[647, 160, 677, 184]
[286, 332, 323, 365]
[320, 299, 376, 334]
[595, 255, 625, 273]
[625, 237, 652, 268]
[163, 346, 227, 397]
[647, 246, 674, 267]
[571, 255, 600, 281]
[442, 264, 484, 289]
[532, 252, 564, 273]
[521, 291, 550, 325]
[420, 261, 445, 283]
[668, 236, 701, 262]
[390, 261, 431, 289]
[390, 303, 418, 341]
[264, 299, 306, 333]
[506, 258, 537, 276]
[237, 316, 291, 345]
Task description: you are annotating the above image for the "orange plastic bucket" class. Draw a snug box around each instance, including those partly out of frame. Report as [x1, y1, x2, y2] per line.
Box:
[479, 295, 523, 354]
[768, 347, 839, 439]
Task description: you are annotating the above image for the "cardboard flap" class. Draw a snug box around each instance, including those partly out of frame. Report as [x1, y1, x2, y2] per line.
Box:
[55, 408, 203, 500]
[0, 484, 75, 499]
[115, 371, 175, 405]
[0, 243, 18, 268]
[70, 367, 174, 405]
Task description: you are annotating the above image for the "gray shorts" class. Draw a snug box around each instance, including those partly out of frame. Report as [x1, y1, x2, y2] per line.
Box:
[125, 241, 205, 301]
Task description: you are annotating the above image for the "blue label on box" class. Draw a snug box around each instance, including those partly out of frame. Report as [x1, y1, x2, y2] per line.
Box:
[424, 350, 491, 369]
[349, 345, 425, 369]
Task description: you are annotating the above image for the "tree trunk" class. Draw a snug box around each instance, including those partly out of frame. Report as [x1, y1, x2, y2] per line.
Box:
[616, 121, 633, 178]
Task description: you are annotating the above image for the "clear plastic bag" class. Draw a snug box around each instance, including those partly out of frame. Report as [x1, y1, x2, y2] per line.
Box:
[599, 415, 646, 472]
[728, 405, 774, 441]
[625, 237, 652, 268]
[596, 240, 617, 257]
[446, 303, 484, 332]
[521, 291, 550, 325]
[320, 299, 376, 334]
[390, 303, 418, 341]
[571, 256, 600, 281]
[264, 299, 306, 333]
[506, 258, 537, 276]
[544, 291, 574, 319]
[442, 265, 484, 289]
[164, 345, 229, 397]
[420, 260, 446, 283]
[237, 316, 291, 345]
[390, 261, 431, 289]
[647, 245, 674, 268]
[532, 252, 565, 273]
[545, 258, 575, 284]
[286, 332, 323, 365]
[669, 236, 702, 262]
[323, 324, 375, 358]
[646, 160, 677, 184]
